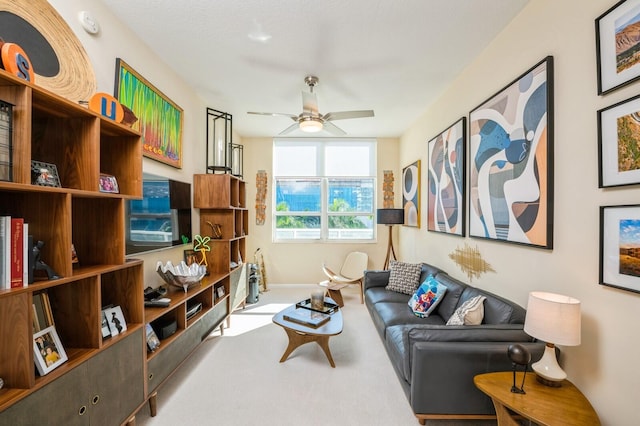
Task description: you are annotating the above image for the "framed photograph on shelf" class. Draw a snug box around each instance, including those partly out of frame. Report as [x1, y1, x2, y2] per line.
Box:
[402, 160, 421, 228]
[33, 326, 68, 376]
[600, 204, 640, 293]
[103, 306, 127, 336]
[99, 173, 119, 193]
[598, 93, 640, 187]
[216, 285, 225, 300]
[427, 117, 466, 236]
[31, 160, 61, 187]
[114, 58, 183, 168]
[596, 0, 640, 95]
[469, 56, 554, 249]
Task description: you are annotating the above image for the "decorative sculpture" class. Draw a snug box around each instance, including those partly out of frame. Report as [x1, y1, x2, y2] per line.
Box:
[508, 343, 531, 394]
[193, 234, 211, 274]
[31, 240, 60, 280]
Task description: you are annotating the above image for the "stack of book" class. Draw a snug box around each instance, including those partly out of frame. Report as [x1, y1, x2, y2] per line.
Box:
[0, 216, 30, 289]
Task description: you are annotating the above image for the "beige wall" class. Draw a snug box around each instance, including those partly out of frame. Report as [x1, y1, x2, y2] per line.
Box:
[47, 0, 634, 423]
[399, 1, 637, 424]
[242, 137, 399, 284]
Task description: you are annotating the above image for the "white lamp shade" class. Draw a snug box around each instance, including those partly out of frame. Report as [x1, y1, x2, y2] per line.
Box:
[524, 291, 581, 346]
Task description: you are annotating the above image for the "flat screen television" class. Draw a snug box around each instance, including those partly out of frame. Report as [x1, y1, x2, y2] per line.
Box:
[125, 173, 192, 255]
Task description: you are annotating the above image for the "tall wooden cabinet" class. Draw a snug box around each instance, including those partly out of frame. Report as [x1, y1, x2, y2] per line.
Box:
[193, 174, 248, 315]
[0, 69, 144, 424]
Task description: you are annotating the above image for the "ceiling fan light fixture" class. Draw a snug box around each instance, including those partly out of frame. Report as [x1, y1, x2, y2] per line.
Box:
[299, 118, 323, 133]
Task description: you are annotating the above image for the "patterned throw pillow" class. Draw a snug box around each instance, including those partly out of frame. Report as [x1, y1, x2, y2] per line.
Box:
[408, 276, 448, 318]
[446, 295, 486, 325]
[386, 260, 423, 295]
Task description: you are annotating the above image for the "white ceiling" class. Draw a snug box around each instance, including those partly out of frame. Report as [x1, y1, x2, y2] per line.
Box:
[97, 0, 528, 138]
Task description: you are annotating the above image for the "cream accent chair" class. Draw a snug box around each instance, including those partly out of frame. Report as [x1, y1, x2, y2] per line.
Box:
[320, 251, 368, 305]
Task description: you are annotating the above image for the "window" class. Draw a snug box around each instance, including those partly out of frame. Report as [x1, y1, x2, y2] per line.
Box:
[273, 139, 376, 242]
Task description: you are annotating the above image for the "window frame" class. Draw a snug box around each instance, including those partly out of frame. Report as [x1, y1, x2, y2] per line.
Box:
[272, 138, 377, 243]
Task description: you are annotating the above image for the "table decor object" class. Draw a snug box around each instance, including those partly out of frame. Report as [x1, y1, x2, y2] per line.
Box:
[156, 260, 206, 292]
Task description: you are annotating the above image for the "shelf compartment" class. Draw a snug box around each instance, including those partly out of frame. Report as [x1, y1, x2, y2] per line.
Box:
[200, 210, 234, 239]
[0, 190, 72, 279]
[99, 132, 142, 197]
[0, 292, 33, 390]
[72, 197, 124, 266]
[31, 111, 100, 192]
[0, 83, 31, 185]
[100, 263, 144, 329]
[47, 276, 100, 349]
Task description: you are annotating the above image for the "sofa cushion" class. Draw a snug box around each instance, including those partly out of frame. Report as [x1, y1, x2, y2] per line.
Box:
[386, 261, 423, 295]
[432, 273, 466, 321]
[408, 276, 447, 318]
[365, 286, 411, 306]
[446, 295, 485, 325]
[457, 287, 523, 324]
[370, 301, 445, 336]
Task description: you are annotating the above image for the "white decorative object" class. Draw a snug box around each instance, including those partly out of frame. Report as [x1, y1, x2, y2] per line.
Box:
[156, 261, 206, 292]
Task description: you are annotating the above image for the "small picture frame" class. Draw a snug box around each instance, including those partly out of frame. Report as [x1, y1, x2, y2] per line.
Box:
[145, 323, 160, 352]
[31, 160, 61, 187]
[33, 326, 68, 376]
[600, 205, 640, 294]
[103, 306, 127, 336]
[100, 311, 111, 338]
[99, 173, 119, 193]
[216, 285, 225, 300]
[184, 249, 198, 266]
[596, 0, 640, 95]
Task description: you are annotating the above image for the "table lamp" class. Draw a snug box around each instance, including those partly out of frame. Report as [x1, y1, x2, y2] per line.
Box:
[377, 208, 404, 270]
[523, 291, 581, 387]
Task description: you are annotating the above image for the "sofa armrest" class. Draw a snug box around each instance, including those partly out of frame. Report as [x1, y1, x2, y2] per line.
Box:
[410, 341, 546, 415]
[408, 324, 534, 343]
[363, 269, 390, 290]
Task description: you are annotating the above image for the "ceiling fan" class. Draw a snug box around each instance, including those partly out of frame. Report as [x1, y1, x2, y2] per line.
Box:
[247, 76, 374, 136]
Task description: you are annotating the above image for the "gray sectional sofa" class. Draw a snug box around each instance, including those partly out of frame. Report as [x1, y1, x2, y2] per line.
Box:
[364, 263, 546, 424]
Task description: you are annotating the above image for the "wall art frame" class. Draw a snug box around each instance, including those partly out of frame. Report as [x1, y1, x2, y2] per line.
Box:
[596, 0, 640, 95]
[598, 93, 640, 187]
[402, 160, 421, 228]
[600, 204, 640, 294]
[427, 117, 466, 236]
[469, 56, 554, 249]
[114, 58, 183, 168]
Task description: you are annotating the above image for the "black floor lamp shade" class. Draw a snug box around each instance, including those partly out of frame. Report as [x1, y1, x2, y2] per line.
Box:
[377, 208, 404, 225]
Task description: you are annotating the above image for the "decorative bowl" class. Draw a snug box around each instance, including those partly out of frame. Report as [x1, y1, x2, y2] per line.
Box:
[156, 261, 206, 292]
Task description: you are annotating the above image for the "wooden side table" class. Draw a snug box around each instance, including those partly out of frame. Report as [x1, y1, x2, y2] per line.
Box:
[474, 372, 600, 426]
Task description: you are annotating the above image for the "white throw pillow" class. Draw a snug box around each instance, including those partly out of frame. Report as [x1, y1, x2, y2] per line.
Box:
[446, 295, 486, 325]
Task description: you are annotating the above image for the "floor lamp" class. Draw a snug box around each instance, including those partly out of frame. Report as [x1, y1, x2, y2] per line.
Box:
[377, 208, 404, 270]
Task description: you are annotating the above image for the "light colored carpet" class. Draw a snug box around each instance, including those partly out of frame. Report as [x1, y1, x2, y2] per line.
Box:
[135, 285, 496, 426]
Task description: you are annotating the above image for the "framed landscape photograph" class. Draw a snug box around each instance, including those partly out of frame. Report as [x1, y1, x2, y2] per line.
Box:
[600, 204, 640, 293]
[427, 118, 466, 236]
[598, 93, 640, 187]
[402, 160, 421, 228]
[596, 0, 640, 95]
[114, 58, 183, 168]
[33, 326, 68, 376]
[469, 56, 554, 249]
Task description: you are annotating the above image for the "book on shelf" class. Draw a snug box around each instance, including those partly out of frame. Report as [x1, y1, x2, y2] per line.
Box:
[1, 215, 10, 289]
[10, 217, 24, 288]
[0, 216, 29, 289]
[33, 291, 54, 332]
[283, 308, 331, 328]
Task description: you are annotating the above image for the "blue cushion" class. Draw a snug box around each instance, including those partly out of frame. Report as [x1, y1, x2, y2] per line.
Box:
[408, 276, 447, 318]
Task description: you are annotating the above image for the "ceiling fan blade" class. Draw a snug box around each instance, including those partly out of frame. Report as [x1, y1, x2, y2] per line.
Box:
[248, 111, 298, 121]
[323, 110, 375, 121]
[323, 121, 346, 136]
[278, 122, 301, 135]
[302, 91, 319, 115]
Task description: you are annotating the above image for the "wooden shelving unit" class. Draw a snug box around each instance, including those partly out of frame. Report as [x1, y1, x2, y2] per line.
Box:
[194, 174, 249, 317]
[0, 69, 144, 424]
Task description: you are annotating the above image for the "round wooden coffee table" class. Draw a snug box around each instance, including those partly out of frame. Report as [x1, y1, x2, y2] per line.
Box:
[272, 301, 343, 367]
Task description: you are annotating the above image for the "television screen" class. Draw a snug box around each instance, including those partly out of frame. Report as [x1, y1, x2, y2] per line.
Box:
[126, 174, 192, 255]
